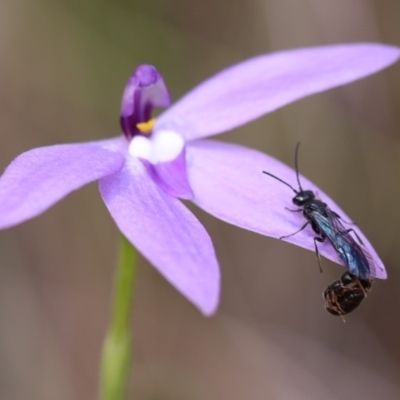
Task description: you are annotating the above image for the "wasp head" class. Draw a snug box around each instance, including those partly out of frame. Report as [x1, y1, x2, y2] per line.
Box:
[292, 190, 315, 206]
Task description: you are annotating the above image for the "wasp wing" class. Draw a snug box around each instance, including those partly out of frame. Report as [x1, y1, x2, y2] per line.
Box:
[311, 209, 373, 280]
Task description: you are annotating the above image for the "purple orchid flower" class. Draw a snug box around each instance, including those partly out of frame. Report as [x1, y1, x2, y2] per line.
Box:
[0, 43, 398, 315]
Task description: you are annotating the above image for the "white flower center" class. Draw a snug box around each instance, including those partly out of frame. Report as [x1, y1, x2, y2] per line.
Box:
[128, 129, 184, 164]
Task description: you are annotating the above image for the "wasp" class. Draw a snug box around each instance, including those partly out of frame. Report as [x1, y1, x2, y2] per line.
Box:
[262, 143, 373, 280]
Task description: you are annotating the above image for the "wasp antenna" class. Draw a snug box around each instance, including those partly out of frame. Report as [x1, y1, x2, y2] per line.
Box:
[294, 142, 304, 192]
[262, 171, 298, 194]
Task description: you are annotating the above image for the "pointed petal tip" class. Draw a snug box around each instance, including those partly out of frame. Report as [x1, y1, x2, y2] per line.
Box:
[198, 300, 219, 317]
[369, 42, 400, 59]
[0, 140, 125, 230]
[370, 260, 387, 280]
[159, 42, 400, 141]
[99, 164, 220, 316]
[187, 140, 386, 280]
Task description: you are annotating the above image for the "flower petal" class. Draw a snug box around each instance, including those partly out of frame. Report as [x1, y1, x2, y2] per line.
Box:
[158, 43, 400, 141]
[99, 160, 220, 315]
[187, 140, 386, 279]
[0, 139, 125, 229]
[142, 149, 194, 200]
[120, 65, 171, 138]
[128, 129, 193, 199]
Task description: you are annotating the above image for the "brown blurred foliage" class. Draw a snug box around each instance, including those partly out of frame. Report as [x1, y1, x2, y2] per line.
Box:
[1, 0, 400, 399]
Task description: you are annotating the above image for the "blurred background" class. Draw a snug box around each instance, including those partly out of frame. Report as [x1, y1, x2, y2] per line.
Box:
[1, 0, 400, 399]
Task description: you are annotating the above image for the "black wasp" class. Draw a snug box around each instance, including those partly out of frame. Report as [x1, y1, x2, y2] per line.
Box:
[324, 272, 372, 317]
[262, 143, 373, 281]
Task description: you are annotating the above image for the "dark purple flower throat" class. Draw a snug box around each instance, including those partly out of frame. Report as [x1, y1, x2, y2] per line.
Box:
[119, 65, 171, 139]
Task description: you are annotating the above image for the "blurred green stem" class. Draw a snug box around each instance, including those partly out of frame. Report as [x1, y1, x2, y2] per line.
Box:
[100, 236, 137, 400]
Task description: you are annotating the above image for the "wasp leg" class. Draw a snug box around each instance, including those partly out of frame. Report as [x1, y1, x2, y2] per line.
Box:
[354, 277, 372, 297]
[279, 221, 309, 240]
[356, 278, 368, 297]
[313, 236, 325, 273]
[342, 228, 364, 246]
[285, 208, 302, 212]
[334, 212, 357, 226]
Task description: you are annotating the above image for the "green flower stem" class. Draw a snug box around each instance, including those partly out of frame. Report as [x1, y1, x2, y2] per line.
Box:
[100, 236, 137, 400]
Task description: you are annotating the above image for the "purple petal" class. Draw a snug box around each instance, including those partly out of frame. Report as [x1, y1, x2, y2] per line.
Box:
[141, 147, 194, 199]
[99, 161, 220, 315]
[158, 43, 400, 141]
[0, 139, 125, 229]
[187, 140, 386, 279]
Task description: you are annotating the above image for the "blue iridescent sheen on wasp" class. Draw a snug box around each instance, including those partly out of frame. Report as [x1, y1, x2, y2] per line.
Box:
[262, 143, 374, 281]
